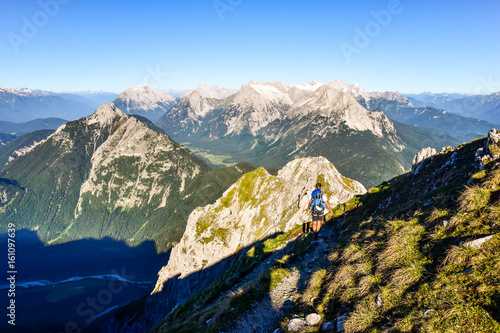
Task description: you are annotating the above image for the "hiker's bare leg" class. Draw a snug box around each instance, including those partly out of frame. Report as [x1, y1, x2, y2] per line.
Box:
[312, 221, 319, 232]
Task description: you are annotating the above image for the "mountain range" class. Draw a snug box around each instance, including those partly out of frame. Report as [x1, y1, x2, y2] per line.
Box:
[156, 80, 489, 188]
[0, 87, 119, 123]
[2, 79, 500, 332]
[407, 91, 500, 124]
[0, 104, 254, 252]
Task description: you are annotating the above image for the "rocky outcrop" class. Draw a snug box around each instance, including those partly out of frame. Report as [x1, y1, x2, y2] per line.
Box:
[154, 157, 365, 294]
[475, 129, 500, 169]
[0, 179, 23, 210]
[412, 147, 437, 174]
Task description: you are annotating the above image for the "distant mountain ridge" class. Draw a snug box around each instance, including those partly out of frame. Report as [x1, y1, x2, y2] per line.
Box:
[0, 118, 67, 136]
[156, 80, 462, 187]
[406, 91, 500, 124]
[179, 84, 237, 100]
[0, 87, 94, 122]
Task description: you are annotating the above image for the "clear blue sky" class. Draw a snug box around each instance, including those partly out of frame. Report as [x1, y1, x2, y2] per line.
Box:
[1, 0, 499, 94]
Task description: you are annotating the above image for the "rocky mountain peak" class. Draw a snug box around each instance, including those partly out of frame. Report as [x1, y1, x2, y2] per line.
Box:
[286, 84, 403, 143]
[181, 90, 220, 118]
[288, 84, 360, 117]
[236, 81, 292, 105]
[179, 84, 237, 100]
[87, 103, 127, 125]
[292, 81, 325, 92]
[115, 85, 177, 109]
[112, 85, 178, 122]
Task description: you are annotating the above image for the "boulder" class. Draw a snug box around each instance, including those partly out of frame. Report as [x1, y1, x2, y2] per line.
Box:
[288, 318, 307, 332]
[464, 235, 494, 249]
[412, 147, 437, 174]
[306, 313, 322, 326]
[486, 129, 500, 155]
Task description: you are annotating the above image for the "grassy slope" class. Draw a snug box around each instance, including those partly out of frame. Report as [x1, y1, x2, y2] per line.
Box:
[142, 136, 500, 332]
[298, 137, 500, 332]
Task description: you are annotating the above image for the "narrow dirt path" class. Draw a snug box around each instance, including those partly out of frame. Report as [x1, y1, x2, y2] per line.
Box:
[227, 228, 336, 333]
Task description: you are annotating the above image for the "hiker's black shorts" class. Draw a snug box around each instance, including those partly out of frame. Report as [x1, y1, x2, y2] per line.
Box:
[312, 210, 324, 221]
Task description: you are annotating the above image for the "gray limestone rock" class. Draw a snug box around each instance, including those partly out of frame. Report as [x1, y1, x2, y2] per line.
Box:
[306, 313, 322, 326]
[288, 318, 307, 332]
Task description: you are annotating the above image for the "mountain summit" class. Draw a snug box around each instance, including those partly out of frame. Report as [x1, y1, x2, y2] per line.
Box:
[179, 84, 237, 100]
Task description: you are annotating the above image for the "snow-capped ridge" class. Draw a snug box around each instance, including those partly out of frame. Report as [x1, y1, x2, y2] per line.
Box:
[291, 81, 324, 92]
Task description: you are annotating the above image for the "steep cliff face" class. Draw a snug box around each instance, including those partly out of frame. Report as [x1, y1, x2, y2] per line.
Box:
[156, 90, 223, 138]
[154, 157, 365, 293]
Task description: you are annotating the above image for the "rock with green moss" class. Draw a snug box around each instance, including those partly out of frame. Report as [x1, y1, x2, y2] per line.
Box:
[154, 156, 365, 293]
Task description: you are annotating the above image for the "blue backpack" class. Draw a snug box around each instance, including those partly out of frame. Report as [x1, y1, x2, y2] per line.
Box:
[311, 189, 326, 211]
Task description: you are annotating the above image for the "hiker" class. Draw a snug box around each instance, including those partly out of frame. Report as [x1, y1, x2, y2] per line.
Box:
[308, 183, 333, 240]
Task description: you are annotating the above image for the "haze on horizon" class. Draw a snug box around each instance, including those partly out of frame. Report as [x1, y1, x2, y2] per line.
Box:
[1, 0, 499, 95]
